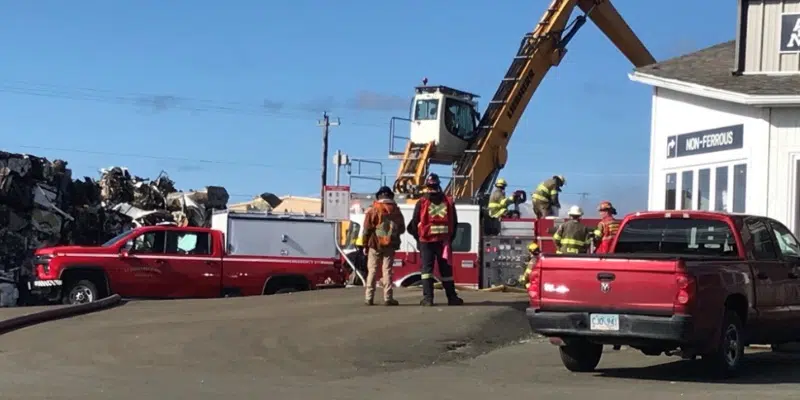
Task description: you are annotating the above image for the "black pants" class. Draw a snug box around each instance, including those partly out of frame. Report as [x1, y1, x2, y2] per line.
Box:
[419, 241, 457, 300]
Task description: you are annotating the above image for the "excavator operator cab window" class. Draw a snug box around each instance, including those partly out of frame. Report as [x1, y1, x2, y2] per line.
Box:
[444, 97, 478, 141]
[413, 99, 439, 120]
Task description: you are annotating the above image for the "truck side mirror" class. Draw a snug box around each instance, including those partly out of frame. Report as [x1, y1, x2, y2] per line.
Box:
[120, 240, 134, 258]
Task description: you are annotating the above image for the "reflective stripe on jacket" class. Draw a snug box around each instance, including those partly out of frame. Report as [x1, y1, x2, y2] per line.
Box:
[553, 220, 591, 254]
[594, 217, 620, 254]
[532, 178, 559, 206]
[488, 188, 513, 218]
[417, 196, 454, 242]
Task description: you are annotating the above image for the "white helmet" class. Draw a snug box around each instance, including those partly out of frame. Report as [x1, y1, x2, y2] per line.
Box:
[567, 205, 583, 217]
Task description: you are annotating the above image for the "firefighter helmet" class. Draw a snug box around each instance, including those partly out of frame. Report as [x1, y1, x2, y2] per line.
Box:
[554, 175, 566, 186]
[425, 173, 441, 188]
[597, 200, 614, 211]
[527, 242, 540, 253]
[567, 205, 583, 216]
[495, 178, 507, 188]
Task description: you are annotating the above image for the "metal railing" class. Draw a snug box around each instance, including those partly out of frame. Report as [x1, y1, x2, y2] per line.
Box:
[388, 117, 412, 157]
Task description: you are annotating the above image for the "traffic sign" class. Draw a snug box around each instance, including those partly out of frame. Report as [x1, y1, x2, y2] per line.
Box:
[323, 185, 351, 221]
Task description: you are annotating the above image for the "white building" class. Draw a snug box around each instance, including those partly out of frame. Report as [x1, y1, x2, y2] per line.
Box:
[630, 0, 800, 235]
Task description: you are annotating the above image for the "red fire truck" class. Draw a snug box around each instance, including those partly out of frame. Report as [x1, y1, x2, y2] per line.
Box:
[343, 194, 600, 289]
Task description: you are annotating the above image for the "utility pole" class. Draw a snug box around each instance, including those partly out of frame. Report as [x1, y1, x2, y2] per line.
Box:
[318, 112, 340, 213]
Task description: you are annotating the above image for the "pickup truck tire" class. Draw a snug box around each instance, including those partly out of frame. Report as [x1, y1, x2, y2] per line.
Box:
[559, 340, 603, 372]
[702, 310, 744, 378]
[62, 280, 100, 305]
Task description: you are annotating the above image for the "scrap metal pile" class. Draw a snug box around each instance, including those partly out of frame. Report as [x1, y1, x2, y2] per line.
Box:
[0, 150, 229, 275]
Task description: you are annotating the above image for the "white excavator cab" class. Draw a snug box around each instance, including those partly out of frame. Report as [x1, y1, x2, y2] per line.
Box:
[408, 85, 481, 164]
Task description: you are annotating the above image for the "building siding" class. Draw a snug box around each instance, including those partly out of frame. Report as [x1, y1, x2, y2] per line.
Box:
[745, 0, 800, 73]
[767, 108, 800, 233]
[648, 88, 769, 216]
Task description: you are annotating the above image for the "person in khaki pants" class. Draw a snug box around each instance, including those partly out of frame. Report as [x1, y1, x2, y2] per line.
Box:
[360, 186, 405, 306]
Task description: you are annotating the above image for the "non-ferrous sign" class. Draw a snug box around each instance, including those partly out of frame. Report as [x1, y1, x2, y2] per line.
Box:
[781, 13, 800, 53]
[666, 124, 744, 159]
[324, 185, 350, 221]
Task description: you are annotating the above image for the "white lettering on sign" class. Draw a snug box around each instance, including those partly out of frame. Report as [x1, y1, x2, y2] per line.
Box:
[789, 19, 800, 49]
[684, 131, 735, 152]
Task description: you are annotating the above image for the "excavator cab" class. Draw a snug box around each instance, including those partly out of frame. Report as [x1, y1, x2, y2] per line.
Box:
[409, 85, 480, 160]
[391, 84, 481, 196]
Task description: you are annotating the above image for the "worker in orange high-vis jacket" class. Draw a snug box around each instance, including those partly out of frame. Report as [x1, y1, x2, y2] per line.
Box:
[593, 201, 620, 254]
[407, 173, 464, 306]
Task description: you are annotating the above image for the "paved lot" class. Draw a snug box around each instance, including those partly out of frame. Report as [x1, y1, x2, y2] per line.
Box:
[0, 288, 797, 399]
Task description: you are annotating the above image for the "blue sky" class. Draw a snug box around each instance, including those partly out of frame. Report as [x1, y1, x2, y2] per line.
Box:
[1, 0, 735, 214]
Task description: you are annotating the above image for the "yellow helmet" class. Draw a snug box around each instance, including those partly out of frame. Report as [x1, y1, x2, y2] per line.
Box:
[527, 242, 540, 253]
[555, 175, 566, 186]
[495, 178, 507, 188]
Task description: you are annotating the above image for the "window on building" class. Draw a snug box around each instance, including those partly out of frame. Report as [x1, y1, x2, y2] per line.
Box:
[444, 98, 478, 142]
[452, 223, 472, 252]
[680, 170, 693, 210]
[414, 99, 439, 120]
[715, 166, 729, 212]
[665, 173, 676, 210]
[697, 168, 710, 210]
[733, 164, 747, 213]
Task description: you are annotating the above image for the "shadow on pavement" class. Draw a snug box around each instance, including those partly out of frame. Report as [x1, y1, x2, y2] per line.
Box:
[596, 352, 800, 384]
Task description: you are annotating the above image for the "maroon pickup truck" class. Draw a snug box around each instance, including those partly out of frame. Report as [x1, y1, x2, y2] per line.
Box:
[527, 211, 800, 378]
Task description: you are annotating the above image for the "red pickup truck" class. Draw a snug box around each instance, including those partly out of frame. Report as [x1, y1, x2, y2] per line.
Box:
[527, 211, 800, 378]
[30, 211, 346, 304]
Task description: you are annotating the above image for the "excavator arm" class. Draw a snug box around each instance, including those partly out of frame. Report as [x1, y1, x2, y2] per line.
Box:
[446, 0, 655, 200]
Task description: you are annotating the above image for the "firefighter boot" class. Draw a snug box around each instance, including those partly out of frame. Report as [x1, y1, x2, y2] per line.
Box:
[442, 281, 464, 306]
[420, 278, 434, 306]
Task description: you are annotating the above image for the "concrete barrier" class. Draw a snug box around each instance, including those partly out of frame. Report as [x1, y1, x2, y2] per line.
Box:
[0, 294, 123, 335]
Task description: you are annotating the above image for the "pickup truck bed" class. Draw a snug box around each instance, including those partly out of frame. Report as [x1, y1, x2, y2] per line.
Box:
[526, 211, 800, 378]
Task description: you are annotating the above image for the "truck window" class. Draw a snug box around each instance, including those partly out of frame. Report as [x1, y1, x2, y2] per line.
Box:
[614, 218, 738, 257]
[166, 231, 212, 255]
[133, 231, 166, 254]
[768, 221, 800, 258]
[745, 219, 779, 260]
[452, 223, 472, 252]
[102, 230, 133, 247]
[344, 222, 361, 249]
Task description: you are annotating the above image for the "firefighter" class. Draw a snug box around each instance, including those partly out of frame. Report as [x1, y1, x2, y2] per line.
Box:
[487, 178, 515, 219]
[518, 242, 541, 288]
[532, 175, 566, 219]
[593, 200, 620, 254]
[407, 173, 464, 306]
[552, 205, 591, 254]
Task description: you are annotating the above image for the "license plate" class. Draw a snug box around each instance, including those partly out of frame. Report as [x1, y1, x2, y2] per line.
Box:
[589, 314, 619, 331]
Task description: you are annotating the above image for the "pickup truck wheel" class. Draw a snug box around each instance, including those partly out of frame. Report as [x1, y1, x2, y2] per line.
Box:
[702, 310, 744, 378]
[559, 341, 603, 372]
[62, 280, 99, 305]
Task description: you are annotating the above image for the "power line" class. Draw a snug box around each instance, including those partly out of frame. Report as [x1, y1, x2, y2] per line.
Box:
[0, 80, 388, 128]
[5, 144, 320, 171]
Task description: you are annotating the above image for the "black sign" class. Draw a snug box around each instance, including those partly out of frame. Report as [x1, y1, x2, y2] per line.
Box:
[666, 124, 744, 159]
[781, 13, 800, 52]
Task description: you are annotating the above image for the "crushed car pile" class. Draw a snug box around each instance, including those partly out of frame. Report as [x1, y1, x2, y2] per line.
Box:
[0, 150, 230, 293]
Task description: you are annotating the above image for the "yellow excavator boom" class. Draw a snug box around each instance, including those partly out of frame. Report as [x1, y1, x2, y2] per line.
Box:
[440, 0, 655, 200]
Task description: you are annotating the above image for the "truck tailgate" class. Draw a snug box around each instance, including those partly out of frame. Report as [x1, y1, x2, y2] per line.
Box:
[539, 256, 678, 316]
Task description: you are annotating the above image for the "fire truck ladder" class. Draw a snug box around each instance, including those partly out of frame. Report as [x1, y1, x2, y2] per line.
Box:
[393, 141, 436, 195]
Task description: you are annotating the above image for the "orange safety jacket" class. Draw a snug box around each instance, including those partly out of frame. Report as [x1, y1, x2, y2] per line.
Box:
[594, 216, 620, 254]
